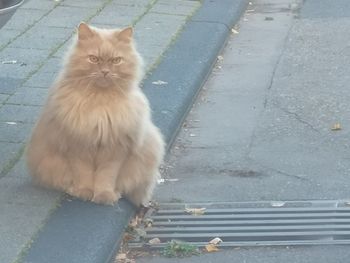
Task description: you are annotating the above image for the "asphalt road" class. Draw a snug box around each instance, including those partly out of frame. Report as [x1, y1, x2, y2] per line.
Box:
[137, 0, 350, 262]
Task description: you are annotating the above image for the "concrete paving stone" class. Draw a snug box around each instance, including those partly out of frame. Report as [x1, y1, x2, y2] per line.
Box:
[0, 29, 21, 49]
[0, 77, 23, 95]
[6, 156, 27, 178]
[157, 0, 200, 8]
[151, 0, 201, 16]
[109, 0, 153, 7]
[90, 23, 130, 29]
[36, 6, 97, 28]
[0, 142, 23, 172]
[51, 38, 73, 58]
[0, 47, 51, 78]
[21, 0, 58, 10]
[61, 0, 106, 8]
[39, 57, 63, 74]
[7, 86, 49, 106]
[142, 54, 160, 70]
[0, 47, 51, 68]
[10, 34, 63, 51]
[0, 121, 33, 143]
[90, 4, 146, 26]
[0, 94, 9, 104]
[0, 104, 41, 123]
[25, 71, 59, 88]
[134, 13, 186, 47]
[10, 26, 73, 50]
[2, 8, 47, 31]
[0, 175, 60, 263]
[136, 42, 167, 61]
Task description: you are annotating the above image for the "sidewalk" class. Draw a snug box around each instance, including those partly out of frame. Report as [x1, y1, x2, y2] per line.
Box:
[0, 1, 201, 262]
[137, 0, 350, 262]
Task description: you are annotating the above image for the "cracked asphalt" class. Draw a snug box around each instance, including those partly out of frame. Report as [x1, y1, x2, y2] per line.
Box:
[154, 0, 350, 204]
[137, 0, 350, 261]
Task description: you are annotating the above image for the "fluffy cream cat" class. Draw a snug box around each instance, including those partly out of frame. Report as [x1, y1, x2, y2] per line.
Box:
[26, 23, 165, 206]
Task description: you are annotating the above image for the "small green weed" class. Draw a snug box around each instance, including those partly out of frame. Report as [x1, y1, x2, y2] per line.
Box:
[162, 240, 200, 258]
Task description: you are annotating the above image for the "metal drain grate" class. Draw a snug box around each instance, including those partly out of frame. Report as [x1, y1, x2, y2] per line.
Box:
[129, 200, 350, 248]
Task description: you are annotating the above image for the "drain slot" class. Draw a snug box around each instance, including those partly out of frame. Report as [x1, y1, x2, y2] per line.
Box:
[129, 200, 350, 248]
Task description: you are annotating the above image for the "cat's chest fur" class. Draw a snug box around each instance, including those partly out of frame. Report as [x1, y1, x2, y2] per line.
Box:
[52, 87, 146, 147]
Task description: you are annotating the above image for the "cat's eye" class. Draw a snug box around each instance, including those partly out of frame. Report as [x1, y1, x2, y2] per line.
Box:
[111, 57, 122, 64]
[88, 55, 99, 63]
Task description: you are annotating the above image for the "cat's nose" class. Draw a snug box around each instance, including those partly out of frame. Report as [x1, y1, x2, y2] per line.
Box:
[101, 69, 109, 77]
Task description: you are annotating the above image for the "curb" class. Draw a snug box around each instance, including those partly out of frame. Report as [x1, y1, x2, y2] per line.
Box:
[22, 1, 248, 262]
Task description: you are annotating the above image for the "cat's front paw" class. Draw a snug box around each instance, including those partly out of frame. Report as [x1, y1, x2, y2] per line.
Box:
[92, 191, 121, 205]
[68, 187, 94, 201]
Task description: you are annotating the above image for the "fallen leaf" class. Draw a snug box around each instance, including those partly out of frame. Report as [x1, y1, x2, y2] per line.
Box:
[116, 253, 135, 263]
[148, 237, 161, 244]
[231, 28, 239, 34]
[331, 123, 341, 131]
[152, 80, 168, 85]
[116, 253, 127, 261]
[209, 237, 223, 245]
[185, 207, 206, 216]
[205, 244, 219, 252]
[129, 216, 139, 227]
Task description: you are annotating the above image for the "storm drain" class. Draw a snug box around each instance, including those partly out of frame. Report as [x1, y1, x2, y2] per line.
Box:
[129, 200, 350, 248]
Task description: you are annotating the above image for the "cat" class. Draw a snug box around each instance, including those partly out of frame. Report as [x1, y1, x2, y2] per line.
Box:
[26, 23, 165, 206]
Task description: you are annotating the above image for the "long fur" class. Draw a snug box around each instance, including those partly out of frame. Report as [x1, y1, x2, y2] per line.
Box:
[26, 23, 165, 206]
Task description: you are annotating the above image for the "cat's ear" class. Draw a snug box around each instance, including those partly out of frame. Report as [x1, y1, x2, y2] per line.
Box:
[117, 27, 133, 43]
[78, 22, 94, 40]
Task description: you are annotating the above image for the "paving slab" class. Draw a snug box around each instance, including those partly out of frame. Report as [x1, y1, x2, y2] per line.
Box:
[7, 87, 49, 106]
[0, 122, 33, 143]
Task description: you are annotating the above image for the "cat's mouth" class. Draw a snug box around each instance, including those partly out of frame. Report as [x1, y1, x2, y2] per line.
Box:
[94, 75, 113, 87]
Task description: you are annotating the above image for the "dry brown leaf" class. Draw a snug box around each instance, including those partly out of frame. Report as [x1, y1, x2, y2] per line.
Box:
[205, 244, 219, 252]
[116, 253, 127, 261]
[331, 123, 342, 131]
[185, 207, 206, 215]
[148, 237, 161, 244]
[209, 237, 223, 245]
[129, 215, 140, 227]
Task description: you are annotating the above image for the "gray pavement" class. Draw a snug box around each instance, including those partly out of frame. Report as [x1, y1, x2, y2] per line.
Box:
[137, 0, 350, 262]
[0, 0, 201, 262]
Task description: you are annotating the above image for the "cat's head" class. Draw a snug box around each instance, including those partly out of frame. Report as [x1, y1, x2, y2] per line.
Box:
[65, 23, 143, 89]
